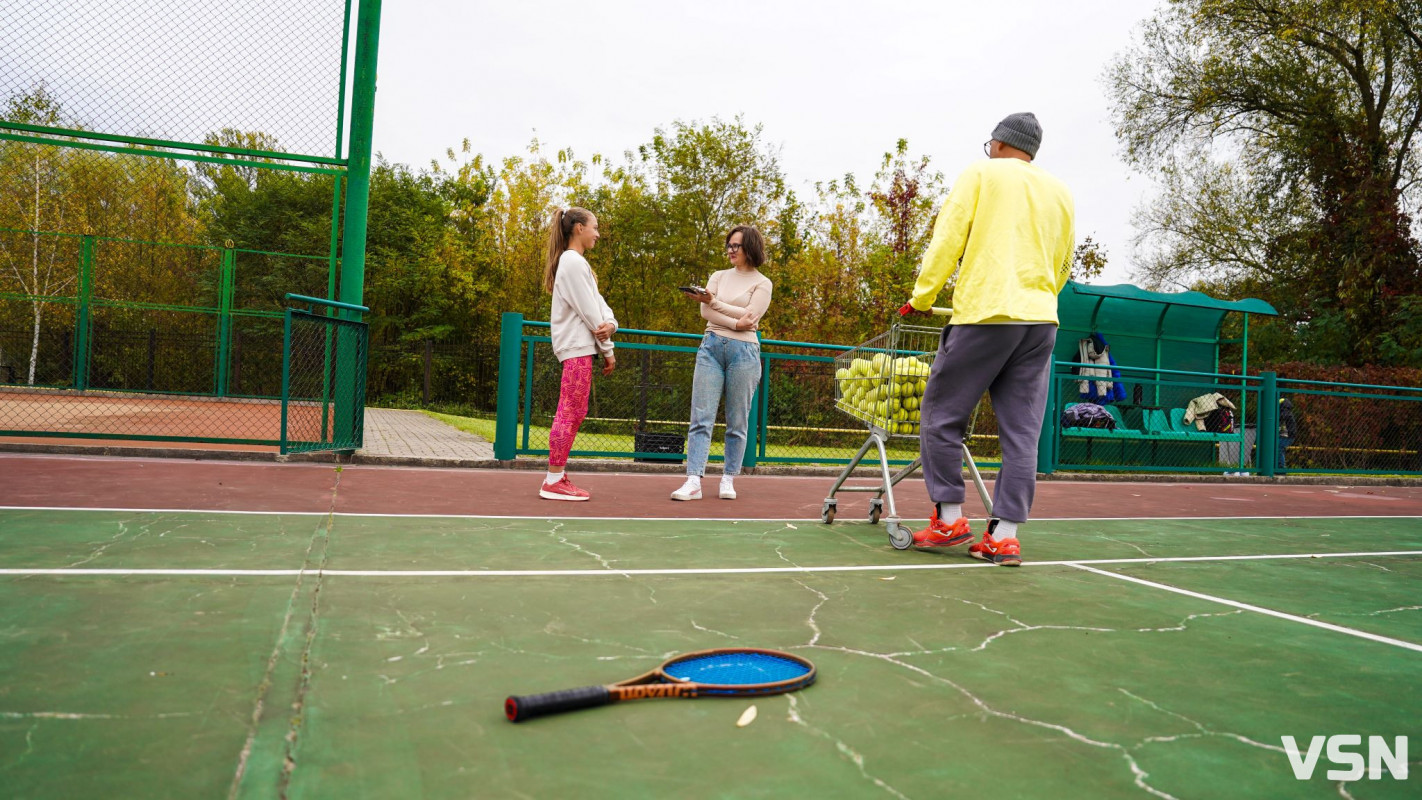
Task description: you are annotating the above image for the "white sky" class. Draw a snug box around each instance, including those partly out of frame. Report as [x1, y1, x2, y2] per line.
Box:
[371, 0, 1160, 284]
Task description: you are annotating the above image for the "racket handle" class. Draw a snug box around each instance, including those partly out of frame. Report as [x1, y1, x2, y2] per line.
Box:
[505, 685, 611, 722]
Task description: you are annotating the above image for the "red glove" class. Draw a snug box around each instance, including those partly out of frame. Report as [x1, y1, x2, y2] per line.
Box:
[898, 301, 929, 317]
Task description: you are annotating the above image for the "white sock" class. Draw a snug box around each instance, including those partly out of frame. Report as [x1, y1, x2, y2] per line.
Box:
[936, 503, 962, 521]
[993, 520, 1019, 541]
[721, 475, 734, 485]
[684, 475, 702, 488]
[546, 470, 564, 484]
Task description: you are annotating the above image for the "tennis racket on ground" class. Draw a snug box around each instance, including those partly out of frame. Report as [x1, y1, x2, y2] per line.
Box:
[505, 647, 815, 723]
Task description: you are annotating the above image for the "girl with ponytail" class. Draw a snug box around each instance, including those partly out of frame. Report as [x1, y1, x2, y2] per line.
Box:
[540, 207, 617, 501]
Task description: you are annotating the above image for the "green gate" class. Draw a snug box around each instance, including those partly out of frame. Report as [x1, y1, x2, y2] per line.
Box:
[281, 294, 367, 454]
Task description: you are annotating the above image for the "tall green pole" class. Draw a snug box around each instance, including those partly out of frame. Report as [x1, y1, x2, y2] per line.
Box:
[73, 234, 94, 391]
[214, 245, 235, 397]
[333, 0, 382, 448]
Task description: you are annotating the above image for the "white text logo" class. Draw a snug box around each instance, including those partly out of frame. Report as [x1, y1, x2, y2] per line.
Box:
[1281, 736, 1409, 781]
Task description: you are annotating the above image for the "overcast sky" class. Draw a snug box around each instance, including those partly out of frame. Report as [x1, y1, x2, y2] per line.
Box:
[372, 0, 1158, 284]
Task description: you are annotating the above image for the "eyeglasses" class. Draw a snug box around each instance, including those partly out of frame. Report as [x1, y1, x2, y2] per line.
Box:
[983, 140, 994, 157]
[726, 242, 743, 252]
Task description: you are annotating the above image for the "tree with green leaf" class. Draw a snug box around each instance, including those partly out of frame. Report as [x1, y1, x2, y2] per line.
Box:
[1110, 0, 1422, 364]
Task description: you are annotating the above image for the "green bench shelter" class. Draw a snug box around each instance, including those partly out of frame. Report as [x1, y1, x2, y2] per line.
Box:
[1039, 281, 1278, 473]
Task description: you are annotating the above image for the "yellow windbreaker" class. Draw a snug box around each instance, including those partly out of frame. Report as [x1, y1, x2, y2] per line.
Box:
[909, 158, 1075, 324]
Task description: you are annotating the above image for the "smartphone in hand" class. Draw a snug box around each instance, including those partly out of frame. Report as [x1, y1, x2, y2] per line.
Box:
[678, 285, 707, 296]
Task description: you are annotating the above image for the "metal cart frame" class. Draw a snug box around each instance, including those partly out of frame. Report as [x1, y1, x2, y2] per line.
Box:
[819, 310, 995, 549]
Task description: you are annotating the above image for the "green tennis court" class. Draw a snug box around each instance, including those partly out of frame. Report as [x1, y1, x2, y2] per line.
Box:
[2, 506, 1419, 798]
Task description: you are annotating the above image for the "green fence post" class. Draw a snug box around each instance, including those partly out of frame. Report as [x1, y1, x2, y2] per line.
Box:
[1258, 371, 1278, 478]
[333, 0, 382, 446]
[73, 234, 94, 391]
[742, 333, 764, 471]
[494, 312, 523, 460]
[280, 308, 293, 455]
[214, 244, 235, 396]
[1037, 364, 1059, 474]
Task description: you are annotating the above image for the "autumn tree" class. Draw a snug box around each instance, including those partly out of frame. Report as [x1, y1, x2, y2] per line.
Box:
[1110, 0, 1422, 364]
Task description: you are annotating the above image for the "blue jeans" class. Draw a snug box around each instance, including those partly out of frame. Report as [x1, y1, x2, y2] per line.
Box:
[1278, 436, 1292, 470]
[686, 332, 761, 477]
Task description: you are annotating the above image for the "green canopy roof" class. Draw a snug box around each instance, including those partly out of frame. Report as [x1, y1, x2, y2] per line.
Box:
[1063, 282, 1278, 317]
[1055, 281, 1276, 378]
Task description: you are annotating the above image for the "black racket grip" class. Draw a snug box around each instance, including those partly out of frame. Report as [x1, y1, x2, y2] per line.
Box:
[505, 685, 611, 722]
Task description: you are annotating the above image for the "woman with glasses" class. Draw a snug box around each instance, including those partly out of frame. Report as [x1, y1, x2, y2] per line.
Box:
[670, 226, 773, 501]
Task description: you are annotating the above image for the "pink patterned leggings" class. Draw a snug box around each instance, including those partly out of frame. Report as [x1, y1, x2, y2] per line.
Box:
[548, 355, 593, 468]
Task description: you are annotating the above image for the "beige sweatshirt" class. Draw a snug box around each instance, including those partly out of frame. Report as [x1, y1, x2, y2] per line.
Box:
[550, 250, 617, 361]
[701, 268, 773, 343]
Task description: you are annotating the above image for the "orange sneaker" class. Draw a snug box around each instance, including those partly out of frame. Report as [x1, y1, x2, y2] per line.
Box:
[911, 513, 974, 549]
[967, 520, 1022, 566]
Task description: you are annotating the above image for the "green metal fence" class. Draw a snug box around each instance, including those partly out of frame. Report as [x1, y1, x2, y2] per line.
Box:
[1273, 377, 1422, 475]
[1043, 363, 1422, 477]
[495, 313, 1421, 476]
[493, 312, 1003, 468]
[0, 0, 384, 445]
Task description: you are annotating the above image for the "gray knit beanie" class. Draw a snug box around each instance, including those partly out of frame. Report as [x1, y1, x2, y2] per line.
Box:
[991, 112, 1042, 158]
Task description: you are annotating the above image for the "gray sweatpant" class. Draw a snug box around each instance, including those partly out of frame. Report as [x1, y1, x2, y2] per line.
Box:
[919, 324, 1057, 524]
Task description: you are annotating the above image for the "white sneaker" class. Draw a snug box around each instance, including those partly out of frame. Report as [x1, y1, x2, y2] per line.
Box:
[670, 478, 702, 501]
[719, 478, 737, 500]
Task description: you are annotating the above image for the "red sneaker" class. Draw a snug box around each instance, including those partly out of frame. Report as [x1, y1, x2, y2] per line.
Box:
[968, 521, 1022, 566]
[539, 476, 590, 501]
[911, 513, 974, 548]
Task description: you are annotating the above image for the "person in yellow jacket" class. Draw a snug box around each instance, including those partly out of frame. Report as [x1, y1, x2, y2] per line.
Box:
[899, 112, 1074, 566]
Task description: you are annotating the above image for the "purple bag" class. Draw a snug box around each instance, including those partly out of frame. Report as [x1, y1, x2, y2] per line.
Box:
[1062, 403, 1116, 430]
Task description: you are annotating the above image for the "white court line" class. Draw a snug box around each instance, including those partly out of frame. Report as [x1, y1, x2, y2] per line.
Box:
[1072, 564, 1422, 654]
[2, 505, 1422, 523]
[2, 549, 1419, 578]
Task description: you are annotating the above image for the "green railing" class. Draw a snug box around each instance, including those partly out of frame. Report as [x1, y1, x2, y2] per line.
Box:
[1043, 362, 1422, 477]
[495, 313, 1421, 476]
[493, 312, 1002, 468]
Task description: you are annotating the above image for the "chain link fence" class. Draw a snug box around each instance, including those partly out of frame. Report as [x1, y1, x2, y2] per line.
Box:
[0, 0, 370, 448]
[365, 340, 500, 415]
[3, 0, 351, 159]
[1275, 379, 1422, 474]
[498, 318, 1002, 467]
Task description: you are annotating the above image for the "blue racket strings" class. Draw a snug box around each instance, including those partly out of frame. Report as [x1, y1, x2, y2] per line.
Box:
[663, 652, 811, 688]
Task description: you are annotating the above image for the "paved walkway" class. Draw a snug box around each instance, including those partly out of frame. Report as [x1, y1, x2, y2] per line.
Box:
[359, 408, 494, 461]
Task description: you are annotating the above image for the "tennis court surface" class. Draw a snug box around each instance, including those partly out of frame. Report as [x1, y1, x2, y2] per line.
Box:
[2, 453, 1420, 798]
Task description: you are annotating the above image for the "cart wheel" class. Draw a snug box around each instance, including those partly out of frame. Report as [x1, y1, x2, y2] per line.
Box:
[821, 501, 837, 524]
[868, 500, 883, 525]
[887, 522, 914, 550]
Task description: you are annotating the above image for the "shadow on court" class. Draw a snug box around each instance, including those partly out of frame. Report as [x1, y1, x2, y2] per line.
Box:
[1, 454, 1421, 798]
